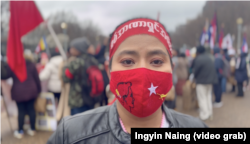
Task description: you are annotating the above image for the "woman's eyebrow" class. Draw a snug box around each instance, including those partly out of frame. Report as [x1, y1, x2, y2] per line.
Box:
[147, 50, 167, 57]
[118, 50, 139, 56]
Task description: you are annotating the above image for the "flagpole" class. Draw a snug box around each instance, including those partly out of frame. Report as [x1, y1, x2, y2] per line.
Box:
[45, 20, 67, 60]
[43, 36, 51, 59]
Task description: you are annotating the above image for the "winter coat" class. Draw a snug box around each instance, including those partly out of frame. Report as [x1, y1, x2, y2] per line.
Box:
[62, 54, 100, 109]
[235, 54, 249, 83]
[39, 55, 63, 93]
[192, 53, 218, 84]
[47, 102, 207, 144]
[1, 60, 41, 102]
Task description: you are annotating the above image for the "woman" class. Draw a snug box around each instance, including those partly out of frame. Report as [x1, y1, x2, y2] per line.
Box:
[48, 17, 206, 144]
[1, 49, 41, 139]
[39, 51, 63, 105]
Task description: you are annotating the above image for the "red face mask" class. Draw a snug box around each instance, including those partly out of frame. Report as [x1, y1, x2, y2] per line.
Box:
[110, 68, 173, 117]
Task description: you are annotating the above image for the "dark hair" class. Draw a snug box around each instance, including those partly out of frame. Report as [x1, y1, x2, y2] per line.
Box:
[196, 45, 205, 54]
[108, 17, 173, 70]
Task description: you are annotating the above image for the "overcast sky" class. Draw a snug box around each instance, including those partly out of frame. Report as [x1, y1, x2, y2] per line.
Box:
[35, 1, 206, 36]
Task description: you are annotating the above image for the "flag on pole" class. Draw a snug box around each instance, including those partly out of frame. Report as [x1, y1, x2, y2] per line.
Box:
[200, 29, 207, 46]
[209, 12, 217, 49]
[222, 34, 233, 50]
[219, 29, 224, 49]
[241, 36, 248, 53]
[35, 36, 48, 53]
[200, 19, 210, 46]
[7, 1, 44, 82]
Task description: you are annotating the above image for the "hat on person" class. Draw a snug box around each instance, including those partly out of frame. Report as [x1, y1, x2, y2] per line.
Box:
[70, 37, 91, 54]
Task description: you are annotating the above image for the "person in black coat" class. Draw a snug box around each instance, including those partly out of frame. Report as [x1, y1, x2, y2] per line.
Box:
[212, 47, 225, 108]
[235, 52, 248, 97]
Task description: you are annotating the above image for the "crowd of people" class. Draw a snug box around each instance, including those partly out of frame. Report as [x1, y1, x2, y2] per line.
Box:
[172, 45, 249, 121]
[1, 37, 110, 139]
[1, 17, 249, 142]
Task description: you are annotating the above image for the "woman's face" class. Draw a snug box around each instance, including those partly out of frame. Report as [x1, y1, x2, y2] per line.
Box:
[111, 35, 172, 73]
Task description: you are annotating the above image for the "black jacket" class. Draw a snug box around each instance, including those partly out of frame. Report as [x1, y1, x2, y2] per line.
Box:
[192, 53, 218, 84]
[235, 53, 248, 83]
[47, 102, 207, 144]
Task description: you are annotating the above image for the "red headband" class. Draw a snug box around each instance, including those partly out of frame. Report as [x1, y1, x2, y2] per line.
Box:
[109, 18, 172, 59]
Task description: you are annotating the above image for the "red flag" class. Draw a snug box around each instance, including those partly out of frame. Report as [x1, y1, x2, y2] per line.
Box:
[7, 1, 43, 82]
[209, 12, 217, 49]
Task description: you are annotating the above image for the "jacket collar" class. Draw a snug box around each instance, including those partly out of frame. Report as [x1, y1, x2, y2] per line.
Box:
[108, 102, 176, 143]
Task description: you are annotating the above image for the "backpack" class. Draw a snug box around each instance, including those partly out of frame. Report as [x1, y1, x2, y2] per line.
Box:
[83, 56, 105, 98]
[222, 57, 230, 78]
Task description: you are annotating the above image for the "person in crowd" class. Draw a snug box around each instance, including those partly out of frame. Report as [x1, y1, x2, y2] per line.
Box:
[223, 48, 231, 62]
[162, 49, 178, 110]
[93, 38, 109, 65]
[39, 50, 63, 106]
[175, 53, 189, 96]
[235, 50, 249, 97]
[192, 46, 218, 120]
[56, 47, 76, 121]
[228, 48, 237, 92]
[221, 48, 230, 93]
[171, 49, 178, 92]
[1, 49, 41, 139]
[93, 38, 110, 106]
[213, 47, 225, 108]
[48, 18, 207, 144]
[61, 37, 102, 115]
[36, 52, 48, 74]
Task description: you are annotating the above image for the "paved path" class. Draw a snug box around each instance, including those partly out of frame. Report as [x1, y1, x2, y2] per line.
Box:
[1, 89, 249, 143]
[176, 89, 250, 127]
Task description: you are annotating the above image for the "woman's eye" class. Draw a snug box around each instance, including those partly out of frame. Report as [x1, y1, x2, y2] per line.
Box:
[151, 60, 163, 65]
[121, 60, 134, 65]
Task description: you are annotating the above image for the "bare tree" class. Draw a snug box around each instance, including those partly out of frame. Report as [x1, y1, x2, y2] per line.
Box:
[22, 10, 102, 52]
[171, 1, 250, 50]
